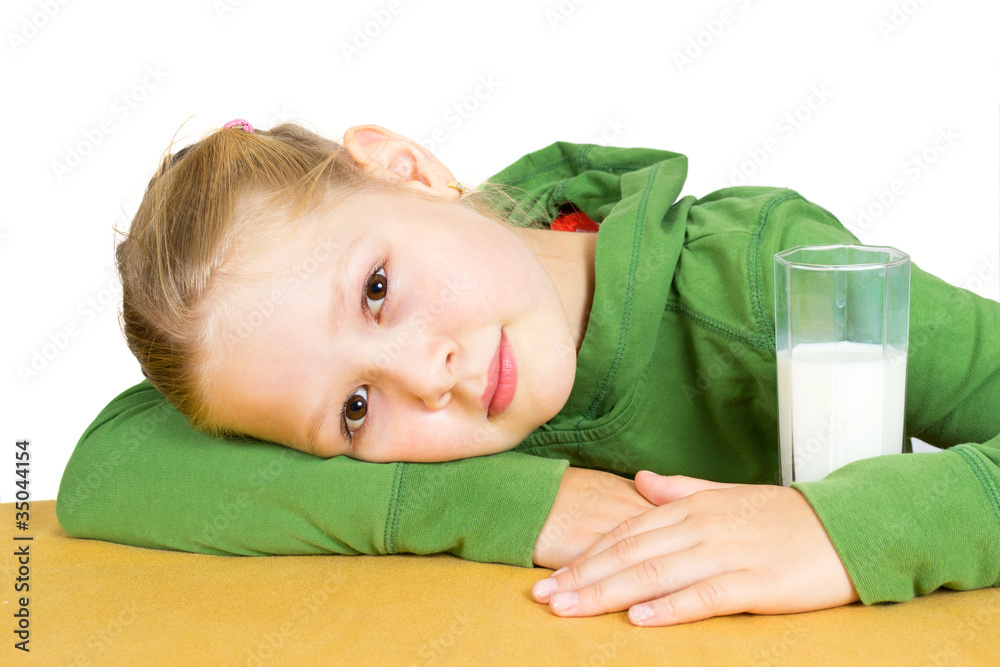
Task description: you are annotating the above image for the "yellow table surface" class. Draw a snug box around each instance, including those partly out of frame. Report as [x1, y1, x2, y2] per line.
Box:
[3, 501, 999, 666]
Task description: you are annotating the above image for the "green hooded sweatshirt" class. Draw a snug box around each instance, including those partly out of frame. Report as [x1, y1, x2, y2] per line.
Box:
[57, 141, 1000, 604]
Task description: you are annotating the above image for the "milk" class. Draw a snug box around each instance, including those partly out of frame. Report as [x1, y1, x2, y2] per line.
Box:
[777, 341, 907, 484]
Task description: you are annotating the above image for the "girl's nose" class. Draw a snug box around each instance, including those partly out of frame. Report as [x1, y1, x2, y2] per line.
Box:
[384, 334, 458, 410]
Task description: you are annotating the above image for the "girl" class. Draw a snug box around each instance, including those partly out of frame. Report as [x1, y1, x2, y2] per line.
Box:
[58, 120, 1000, 627]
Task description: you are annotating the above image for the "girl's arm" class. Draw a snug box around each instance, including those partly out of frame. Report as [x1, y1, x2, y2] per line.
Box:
[57, 381, 652, 566]
[530, 198, 1000, 624]
[531, 432, 1000, 627]
[784, 206, 1000, 605]
[790, 260, 1000, 604]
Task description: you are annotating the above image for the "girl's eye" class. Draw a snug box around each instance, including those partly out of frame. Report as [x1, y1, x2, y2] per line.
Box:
[344, 263, 387, 444]
[343, 387, 368, 439]
[364, 267, 388, 318]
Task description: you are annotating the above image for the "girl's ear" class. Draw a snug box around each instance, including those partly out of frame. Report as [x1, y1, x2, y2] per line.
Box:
[342, 124, 460, 198]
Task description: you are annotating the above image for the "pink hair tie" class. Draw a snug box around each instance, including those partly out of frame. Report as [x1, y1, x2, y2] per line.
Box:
[223, 118, 254, 132]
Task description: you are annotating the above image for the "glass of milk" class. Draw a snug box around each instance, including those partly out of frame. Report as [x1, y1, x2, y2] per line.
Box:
[774, 244, 910, 485]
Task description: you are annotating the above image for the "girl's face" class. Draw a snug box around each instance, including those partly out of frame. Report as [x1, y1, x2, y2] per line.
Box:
[204, 190, 580, 462]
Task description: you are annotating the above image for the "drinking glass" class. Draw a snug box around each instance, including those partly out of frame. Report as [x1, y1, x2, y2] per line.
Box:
[774, 244, 910, 485]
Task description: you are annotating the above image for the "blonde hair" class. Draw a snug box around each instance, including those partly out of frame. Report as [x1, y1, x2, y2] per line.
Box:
[117, 121, 546, 434]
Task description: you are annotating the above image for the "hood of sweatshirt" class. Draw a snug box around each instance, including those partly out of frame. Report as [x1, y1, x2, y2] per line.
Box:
[487, 141, 694, 431]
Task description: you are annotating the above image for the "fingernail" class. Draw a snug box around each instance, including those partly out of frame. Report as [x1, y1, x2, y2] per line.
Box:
[629, 604, 653, 624]
[532, 577, 558, 601]
[552, 566, 568, 576]
[550, 591, 578, 614]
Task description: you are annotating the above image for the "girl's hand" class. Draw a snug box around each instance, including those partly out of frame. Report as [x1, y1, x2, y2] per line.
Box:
[531, 472, 859, 626]
[532, 467, 656, 569]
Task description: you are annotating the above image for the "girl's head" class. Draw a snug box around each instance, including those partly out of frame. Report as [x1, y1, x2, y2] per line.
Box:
[118, 121, 582, 462]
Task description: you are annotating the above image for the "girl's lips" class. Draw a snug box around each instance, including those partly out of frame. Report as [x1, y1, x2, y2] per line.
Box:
[482, 330, 517, 417]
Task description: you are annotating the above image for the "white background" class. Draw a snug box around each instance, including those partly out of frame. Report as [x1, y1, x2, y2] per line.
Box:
[3, 0, 998, 500]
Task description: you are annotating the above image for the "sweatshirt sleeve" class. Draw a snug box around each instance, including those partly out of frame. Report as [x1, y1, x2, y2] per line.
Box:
[791, 257, 1000, 603]
[56, 381, 567, 566]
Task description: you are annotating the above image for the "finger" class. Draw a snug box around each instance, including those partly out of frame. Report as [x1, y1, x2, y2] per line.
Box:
[532, 524, 697, 603]
[634, 472, 740, 505]
[628, 571, 752, 627]
[564, 501, 689, 571]
[547, 546, 723, 618]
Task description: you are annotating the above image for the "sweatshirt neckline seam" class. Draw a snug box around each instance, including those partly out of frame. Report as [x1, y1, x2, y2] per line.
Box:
[579, 162, 661, 423]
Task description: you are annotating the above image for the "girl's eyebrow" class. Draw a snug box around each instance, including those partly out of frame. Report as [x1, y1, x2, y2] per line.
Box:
[306, 381, 351, 456]
[305, 229, 370, 455]
[329, 230, 369, 337]
[305, 408, 329, 455]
